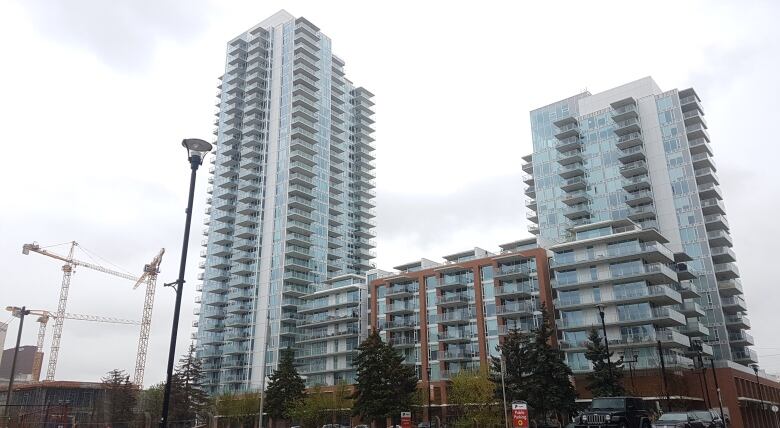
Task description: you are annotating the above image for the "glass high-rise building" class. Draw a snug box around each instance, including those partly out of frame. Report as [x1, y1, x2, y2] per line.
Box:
[523, 77, 754, 366]
[194, 10, 376, 394]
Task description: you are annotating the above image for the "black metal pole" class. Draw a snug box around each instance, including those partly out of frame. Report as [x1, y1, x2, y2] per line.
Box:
[3, 306, 29, 421]
[598, 308, 615, 393]
[160, 154, 202, 428]
[753, 365, 766, 425]
[709, 359, 725, 423]
[657, 340, 671, 411]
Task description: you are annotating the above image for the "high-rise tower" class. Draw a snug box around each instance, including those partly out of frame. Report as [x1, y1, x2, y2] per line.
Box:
[195, 10, 376, 394]
[523, 77, 754, 366]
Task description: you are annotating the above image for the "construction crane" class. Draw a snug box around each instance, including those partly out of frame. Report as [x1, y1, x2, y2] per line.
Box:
[30, 310, 141, 381]
[22, 241, 164, 385]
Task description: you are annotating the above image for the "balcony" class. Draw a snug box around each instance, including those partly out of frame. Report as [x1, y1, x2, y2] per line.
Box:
[561, 189, 589, 206]
[437, 275, 472, 290]
[496, 301, 536, 318]
[386, 301, 419, 315]
[440, 348, 479, 361]
[437, 293, 471, 308]
[618, 145, 646, 164]
[561, 176, 587, 192]
[704, 215, 730, 233]
[563, 203, 591, 220]
[627, 204, 656, 221]
[388, 335, 419, 348]
[710, 246, 736, 263]
[559, 162, 585, 179]
[725, 314, 750, 330]
[622, 174, 651, 192]
[552, 262, 678, 291]
[688, 137, 713, 156]
[611, 103, 639, 122]
[714, 262, 739, 280]
[619, 160, 648, 177]
[385, 318, 419, 331]
[721, 295, 747, 313]
[717, 279, 743, 297]
[554, 284, 681, 309]
[299, 313, 359, 328]
[494, 264, 533, 281]
[616, 132, 643, 150]
[732, 348, 758, 364]
[698, 182, 723, 200]
[625, 189, 654, 207]
[678, 282, 701, 299]
[557, 149, 584, 166]
[526, 211, 538, 224]
[495, 281, 537, 298]
[613, 117, 642, 135]
[686, 123, 710, 141]
[679, 95, 703, 113]
[386, 283, 419, 298]
[439, 329, 474, 344]
[524, 186, 536, 198]
[695, 167, 719, 186]
[554, 118, 580, 140]
[528, 224, 540, 235]
[438, 310, 476, 325]
[555, 135, 581, 152]
[556, 307, 686, 331]
[728, 331, 755, 346]
[701, 198, 726, 216]
[678, 302, 705, 318]
[681, 320, 710, 337]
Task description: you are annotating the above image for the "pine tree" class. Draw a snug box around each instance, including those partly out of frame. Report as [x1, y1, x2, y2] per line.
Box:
[353, 330, 418, 425]
[490, 327, 533, 402]
[101, 369, 138, 427]
[524, 306, 577, 424]
[170, 344, 210, 423]
[584, 328, 625, 397]
[265, 347, 307, 422]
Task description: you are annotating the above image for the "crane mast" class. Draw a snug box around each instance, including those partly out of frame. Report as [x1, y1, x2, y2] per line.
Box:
[22, 241, 163, 385]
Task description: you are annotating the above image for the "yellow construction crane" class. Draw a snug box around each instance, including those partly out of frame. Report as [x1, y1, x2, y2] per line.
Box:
[29, 310, 141, 381]
[22, 241, 164, 385]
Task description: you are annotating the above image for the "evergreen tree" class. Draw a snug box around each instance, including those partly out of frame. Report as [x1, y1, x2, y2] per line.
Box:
[524, 306, 577, 424]
[493, 306, 576, 425]
[169, 344, 210, 423]
[101, 369, 138, 427]
[353, 330, 418, 425]
[584, 328, 625, 397]
[265, 347, 307, 421]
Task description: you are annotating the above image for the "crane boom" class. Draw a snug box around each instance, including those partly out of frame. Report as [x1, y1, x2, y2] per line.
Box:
[22, 241, 162, 385]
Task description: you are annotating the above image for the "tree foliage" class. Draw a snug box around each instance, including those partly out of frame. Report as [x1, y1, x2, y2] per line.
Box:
[449, 369, 501, 428]
[265, 347, 307, 421]
[353, 330, 418, 425]
[169, 343, 211, 423]
[214, 392, 261, 427]
[584, 328, 625, 397]
[286, 386, 333, 428]
[101, 369, 138, 427]
[491, 305, 576, 425]
[138, 382, 165, 424]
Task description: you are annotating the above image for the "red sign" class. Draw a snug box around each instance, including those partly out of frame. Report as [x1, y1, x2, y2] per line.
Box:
[512, 402, 528, 428]
[401, 412, 411, 428]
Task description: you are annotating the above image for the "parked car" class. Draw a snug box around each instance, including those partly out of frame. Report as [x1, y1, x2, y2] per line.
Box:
[652, 412, 705, 428]
[689, 411, 724, 428]
[576, 396, 652, 427]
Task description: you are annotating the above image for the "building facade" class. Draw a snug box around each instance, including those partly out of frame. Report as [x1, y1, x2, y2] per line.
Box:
[369, 242, 549, 422]
[523, 77, 753, 365]
[195, 10, 376, 394]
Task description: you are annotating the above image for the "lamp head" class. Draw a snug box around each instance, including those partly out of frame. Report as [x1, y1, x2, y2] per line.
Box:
[181, 138, 212, 164]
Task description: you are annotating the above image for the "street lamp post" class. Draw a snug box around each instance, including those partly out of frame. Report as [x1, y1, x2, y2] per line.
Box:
[159, 138, 212, 428]
[595, 305, 615, 393]
[500, 356, 509, 428]
[3, 306, 31, 422]
[751, 364, 766, 424]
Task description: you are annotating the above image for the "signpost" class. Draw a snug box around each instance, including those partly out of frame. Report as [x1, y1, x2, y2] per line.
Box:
[512, 402, 529, 428]
[401, 412, 411, 428]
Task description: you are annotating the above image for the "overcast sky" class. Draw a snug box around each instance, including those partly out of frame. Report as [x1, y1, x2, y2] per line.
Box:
[1, 0, 779, 385]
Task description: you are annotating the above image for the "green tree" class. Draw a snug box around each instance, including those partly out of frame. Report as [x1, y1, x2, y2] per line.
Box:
[449, 369, 501, 428]
[101, 369, 138, 427]
[584, 328, 625, 397]
[214, 392, 261, 427]
[287, 386, 331, 428]
[265, 347, 307, 423]
[169, 344, 211, 423]
[138, 382, 165, 424]
[353, 330, 418, 425]
[493, 306, 576, 425]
